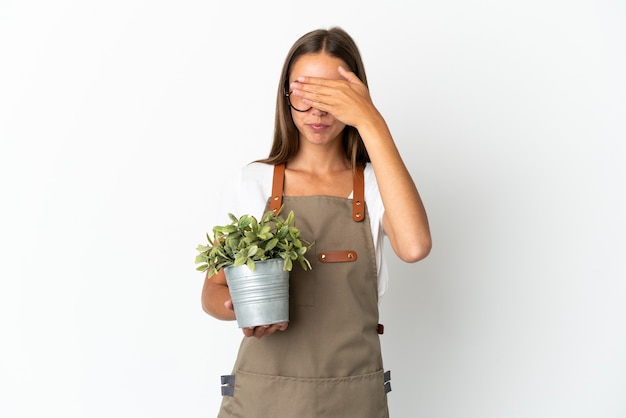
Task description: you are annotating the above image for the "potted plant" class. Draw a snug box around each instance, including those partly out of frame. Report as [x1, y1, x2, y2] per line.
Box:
[195, 206, 313, 328]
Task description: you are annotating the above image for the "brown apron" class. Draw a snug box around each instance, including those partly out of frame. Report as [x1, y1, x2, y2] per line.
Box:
[218, 164, 390, 418]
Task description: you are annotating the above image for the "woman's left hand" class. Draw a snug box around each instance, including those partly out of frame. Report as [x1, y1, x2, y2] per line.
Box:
[289, 66, 379, 128]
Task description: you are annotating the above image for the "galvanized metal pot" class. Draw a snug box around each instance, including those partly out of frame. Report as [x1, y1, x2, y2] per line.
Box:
[224, 258, 290, 328]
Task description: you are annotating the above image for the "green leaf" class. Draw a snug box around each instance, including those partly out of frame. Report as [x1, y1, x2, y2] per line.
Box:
[283, 257, 293, 271]
[246, 258, 256, 271]
[197, 207, 315, 278]
[298, 257, 312, 271]
[196, 244, 209, 252]
[250, 216, 259, 231]
[238, 215, 252, 229]
[247, 245, 259, 258]
[215, 225, 238, 234]
[277, 225, 289, 239]
[265, 238, 278, 252]
[261, 208, 270, 219]
[233, 254, 247, 267]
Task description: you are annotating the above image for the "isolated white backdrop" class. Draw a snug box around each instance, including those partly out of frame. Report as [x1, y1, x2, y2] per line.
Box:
[1, 1, 625, 417]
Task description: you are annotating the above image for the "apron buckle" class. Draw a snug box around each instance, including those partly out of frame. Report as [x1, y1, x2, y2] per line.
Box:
[221, 374, 235, 397]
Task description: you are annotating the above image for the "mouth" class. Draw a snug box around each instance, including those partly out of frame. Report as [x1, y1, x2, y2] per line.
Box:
[308, 123, 328, 132]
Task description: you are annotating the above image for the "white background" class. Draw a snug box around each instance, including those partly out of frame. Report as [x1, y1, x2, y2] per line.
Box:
[1, 1, 625, 417]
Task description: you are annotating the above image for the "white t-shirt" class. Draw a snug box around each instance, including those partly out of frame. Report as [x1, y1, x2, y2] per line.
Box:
[208, 162, 389, 302]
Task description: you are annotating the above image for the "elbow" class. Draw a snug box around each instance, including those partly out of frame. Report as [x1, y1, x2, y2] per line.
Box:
[399, 238, 432, 263]
[201, 295, 222, 319]
[201, 297, 210, 316]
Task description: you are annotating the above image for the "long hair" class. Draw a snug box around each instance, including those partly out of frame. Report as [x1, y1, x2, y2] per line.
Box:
[257, 27, 370, 169]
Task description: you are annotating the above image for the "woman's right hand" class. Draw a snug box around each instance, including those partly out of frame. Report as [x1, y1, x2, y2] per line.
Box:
[225, 299, 289, 339]
[229, 298, 289, 339]
[241, 322, 289, 339]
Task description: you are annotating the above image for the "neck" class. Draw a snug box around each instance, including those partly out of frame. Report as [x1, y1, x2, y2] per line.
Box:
[289, 140, 350, 173]
[288, 154, 350, 173]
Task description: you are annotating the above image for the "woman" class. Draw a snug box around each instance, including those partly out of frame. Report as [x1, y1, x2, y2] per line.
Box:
[202, 26, 431, 417]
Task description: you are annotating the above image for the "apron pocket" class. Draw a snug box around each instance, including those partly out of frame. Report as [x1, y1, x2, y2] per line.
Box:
[219, 369, 389, 418]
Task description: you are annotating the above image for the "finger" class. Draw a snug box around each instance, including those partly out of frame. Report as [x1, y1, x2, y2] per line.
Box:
[290, 82, 330, 101]
[291, 78, 341, 99]
[253, 325, 270, 339]
[338, 66, 361, 84]
[264, 322, 288, 336]
[290, 87, 334, 112]
[224, 299, 234, 311]
[294, 75, 333, 87]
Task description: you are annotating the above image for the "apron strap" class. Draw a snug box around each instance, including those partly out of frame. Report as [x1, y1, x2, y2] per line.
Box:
[352, 163, 365, 222]
[270, 162, 365, 223]
[270, 163, 285, 214]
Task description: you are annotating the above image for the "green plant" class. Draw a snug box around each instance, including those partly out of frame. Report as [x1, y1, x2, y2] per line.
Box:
[195, 206, 314, 278]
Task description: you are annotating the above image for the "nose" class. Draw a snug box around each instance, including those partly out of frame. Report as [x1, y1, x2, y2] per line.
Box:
[310, 107, 328, 117]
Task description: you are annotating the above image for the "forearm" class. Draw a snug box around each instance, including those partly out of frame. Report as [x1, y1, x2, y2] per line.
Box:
[201, 271, 236, 320]
[358, 114, 432, 261]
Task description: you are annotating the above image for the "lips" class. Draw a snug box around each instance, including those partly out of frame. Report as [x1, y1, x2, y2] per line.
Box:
[308, 123, 328, 131]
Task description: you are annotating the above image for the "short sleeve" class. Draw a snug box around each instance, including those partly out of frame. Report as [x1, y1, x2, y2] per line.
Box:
[206, 162, 274, 232]
[363, 164, 389, 302]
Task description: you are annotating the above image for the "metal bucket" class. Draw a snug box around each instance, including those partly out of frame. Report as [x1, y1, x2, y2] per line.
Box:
[224, 258, 290, 328]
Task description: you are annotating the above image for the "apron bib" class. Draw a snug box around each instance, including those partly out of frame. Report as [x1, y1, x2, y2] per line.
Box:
[218, 164, 390, 418]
